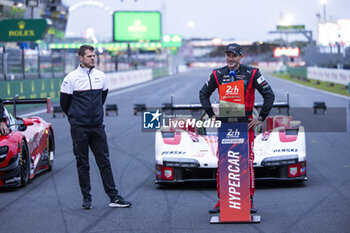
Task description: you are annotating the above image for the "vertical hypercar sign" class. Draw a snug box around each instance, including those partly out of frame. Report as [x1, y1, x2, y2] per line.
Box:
[218, 121, 250, 222]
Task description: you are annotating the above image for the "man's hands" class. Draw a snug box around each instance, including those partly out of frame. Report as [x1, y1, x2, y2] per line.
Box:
[248, 118, 262, 129]
[0, 122, 9, 135]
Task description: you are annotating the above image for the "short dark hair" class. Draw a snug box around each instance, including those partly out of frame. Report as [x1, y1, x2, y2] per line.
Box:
[78, 45, 94, 57]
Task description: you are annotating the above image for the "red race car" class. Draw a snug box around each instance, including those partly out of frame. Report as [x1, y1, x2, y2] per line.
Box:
[0, 98, 54, 188]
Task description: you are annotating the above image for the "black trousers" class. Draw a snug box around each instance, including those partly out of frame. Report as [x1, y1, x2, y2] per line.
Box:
[70, 125, 118, 200]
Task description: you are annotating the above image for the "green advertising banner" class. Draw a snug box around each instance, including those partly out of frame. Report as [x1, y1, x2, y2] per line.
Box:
[0, 78, 63, 101]
[276, 25, 305, 31]
[113, 11, 161, 42]
[0, 19, 51, 42]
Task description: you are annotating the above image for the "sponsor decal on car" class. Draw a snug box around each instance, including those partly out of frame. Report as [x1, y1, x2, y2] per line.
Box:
[289, 167, 298, 176]
[161, 151, 186, 155]
[273, 148, 298, 153]
[5, 176, 21, 184]
[192, 152, 206, 158]
[164, 170, 172, 178]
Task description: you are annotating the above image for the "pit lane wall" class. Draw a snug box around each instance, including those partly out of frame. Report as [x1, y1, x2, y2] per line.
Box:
[0, 68, 169, 100]
[258, 62, 350, 86]
[307, 67, 350, 86]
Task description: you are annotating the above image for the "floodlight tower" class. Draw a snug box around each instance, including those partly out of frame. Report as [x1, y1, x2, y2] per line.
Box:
[320, 0, 327, 21]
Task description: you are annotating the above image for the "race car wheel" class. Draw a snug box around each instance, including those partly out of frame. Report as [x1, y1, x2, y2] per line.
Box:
[47, 130, 54, 171]
[20, 140, 30, 187]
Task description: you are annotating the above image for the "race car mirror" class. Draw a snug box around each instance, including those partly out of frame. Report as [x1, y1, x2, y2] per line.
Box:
[210, 117, 260, 224]
[23, 119, 35, 126]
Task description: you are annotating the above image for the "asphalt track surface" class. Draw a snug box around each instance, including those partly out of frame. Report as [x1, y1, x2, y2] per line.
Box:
[1, 68, 350, 233]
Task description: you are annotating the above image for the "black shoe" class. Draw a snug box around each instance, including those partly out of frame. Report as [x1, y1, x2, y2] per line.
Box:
[209, 206, 220, 214]
[109, 195, 132, 208]
[250, 198, 257, 213]
[81, 199, 92, 210]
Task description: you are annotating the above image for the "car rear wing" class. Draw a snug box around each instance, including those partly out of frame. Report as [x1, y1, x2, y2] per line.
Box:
[162, 102, 290, 115]
[162, 103, 203, 110]
[3, 96, 51, 116]
[254, 93, 290, 115]
[162, 93, 290, 115]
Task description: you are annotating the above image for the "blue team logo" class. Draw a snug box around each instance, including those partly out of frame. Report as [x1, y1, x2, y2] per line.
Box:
[143, 109, 162, 129]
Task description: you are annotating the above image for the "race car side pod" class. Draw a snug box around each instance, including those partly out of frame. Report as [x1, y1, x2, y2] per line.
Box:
[3, 95, 51, 117]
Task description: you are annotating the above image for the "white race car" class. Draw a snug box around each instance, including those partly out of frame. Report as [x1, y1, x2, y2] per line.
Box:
[155, 100, 307, 184]
[253, 114, 307, 182]
[155, 104, 218, 183]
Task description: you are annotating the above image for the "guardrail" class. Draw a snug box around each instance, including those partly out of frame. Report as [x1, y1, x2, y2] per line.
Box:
[286, 66, 350, 86]
[0, 68, 170, 100]
[307, 67, 350, 85]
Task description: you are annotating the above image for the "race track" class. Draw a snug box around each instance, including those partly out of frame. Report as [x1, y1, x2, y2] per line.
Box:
[1, 68, 349, 233]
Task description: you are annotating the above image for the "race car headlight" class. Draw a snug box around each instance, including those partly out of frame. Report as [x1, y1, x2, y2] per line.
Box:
[0, 146, 9, 163]
[163, 158, 199, 168]
[261, 155, 298, 166]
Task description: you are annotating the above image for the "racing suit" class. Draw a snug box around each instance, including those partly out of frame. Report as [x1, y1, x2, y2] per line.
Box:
[0, 98, 10, 136]
[199, 64, 274, 208]
[60, 65, 118, 201]
[0, 99, 5, 122]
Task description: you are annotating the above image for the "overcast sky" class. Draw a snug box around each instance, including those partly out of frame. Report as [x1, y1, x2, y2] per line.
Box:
[63, 0, 350, 42]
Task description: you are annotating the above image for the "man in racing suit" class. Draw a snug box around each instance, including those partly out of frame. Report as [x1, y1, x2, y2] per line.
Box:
[199, 43, 275, 214]
[60, 45, 131, 210]
[0, 98, 9, 136]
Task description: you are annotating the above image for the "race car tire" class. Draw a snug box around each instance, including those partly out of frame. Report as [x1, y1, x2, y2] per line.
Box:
[47, 130, 54, 171]
[20, 139, 30, 187]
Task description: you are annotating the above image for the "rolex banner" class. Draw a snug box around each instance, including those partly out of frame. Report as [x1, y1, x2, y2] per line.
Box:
[0, 19, 51, 42]
[218, 120, 250, 222]
[219, 80, 245, 117]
